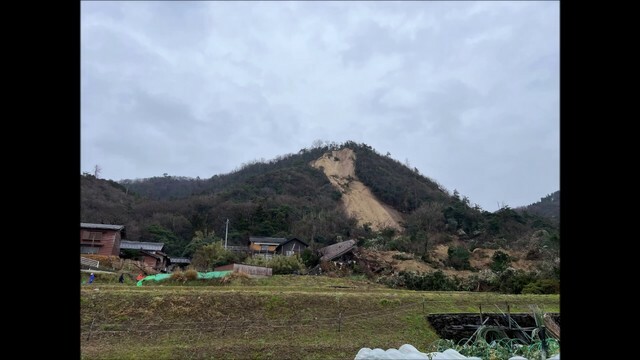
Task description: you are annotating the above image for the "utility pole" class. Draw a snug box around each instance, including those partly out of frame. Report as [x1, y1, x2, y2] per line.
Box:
[224, 218, 229, 249]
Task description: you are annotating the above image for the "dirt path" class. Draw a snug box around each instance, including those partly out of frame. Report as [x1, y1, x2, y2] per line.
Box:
[311, 148, 403, 232]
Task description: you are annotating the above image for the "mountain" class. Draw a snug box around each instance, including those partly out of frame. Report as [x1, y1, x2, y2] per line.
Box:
[81, 141, 558, 259]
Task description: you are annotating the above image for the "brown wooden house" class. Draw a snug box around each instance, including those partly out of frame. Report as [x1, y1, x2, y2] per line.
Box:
[248, 237, 287, 258]
[275, 238, 308, 256]
[80, 223, 125, 256]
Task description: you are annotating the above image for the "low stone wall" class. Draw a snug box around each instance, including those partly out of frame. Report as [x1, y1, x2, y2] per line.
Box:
[427, 313, 560, 342]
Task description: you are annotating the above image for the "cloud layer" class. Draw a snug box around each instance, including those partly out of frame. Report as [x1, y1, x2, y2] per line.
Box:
[81, 1, 559, 211]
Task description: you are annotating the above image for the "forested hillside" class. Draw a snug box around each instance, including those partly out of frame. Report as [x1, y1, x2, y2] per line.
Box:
[516, 190, 560, 223]
[81, 141, 559, 260]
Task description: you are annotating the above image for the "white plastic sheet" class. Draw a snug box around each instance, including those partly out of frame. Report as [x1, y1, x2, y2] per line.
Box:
[354, 344, 559, 360]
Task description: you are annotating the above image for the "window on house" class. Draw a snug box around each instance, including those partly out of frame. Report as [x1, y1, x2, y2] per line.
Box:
[261, 245, 270, 251]
[82, 231, 103, 241]
[80, 246, 99, 254]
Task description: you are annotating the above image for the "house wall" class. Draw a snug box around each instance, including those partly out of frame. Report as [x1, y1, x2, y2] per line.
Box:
[112, 231, 121, 256]
[142, 255, 158, 268]
[80, 229, 120, 256]
[215, 264, 235, 271]
[278, 240, 307, 256]
[249, 243, 278, 253]
[234, 264, 272, 276]
[214, 264, 272, 276]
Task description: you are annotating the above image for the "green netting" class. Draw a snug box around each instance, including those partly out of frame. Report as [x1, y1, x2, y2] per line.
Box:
[198, 271, 233, 279]
[136, 271, 232, 286]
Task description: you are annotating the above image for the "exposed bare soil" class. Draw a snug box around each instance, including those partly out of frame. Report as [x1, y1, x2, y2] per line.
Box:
[311, 148, 403, 232]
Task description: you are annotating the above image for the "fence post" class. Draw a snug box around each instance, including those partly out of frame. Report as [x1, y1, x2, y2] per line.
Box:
[507, 303, 511, 329]
[338, 312, 342, 333]
[86, 318, 95, 341]
[539, 326, 548, 360]
[479, 304, 483, 324]
[422, 298, 425, 314]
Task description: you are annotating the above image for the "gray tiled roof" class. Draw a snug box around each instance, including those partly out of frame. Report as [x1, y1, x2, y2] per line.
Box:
[168, 257, 191, 264]
[81, 223, 125, 231]
[120, 240, 165, 251]
[319, 239, 357, 261]
[276, 238, 309, 248]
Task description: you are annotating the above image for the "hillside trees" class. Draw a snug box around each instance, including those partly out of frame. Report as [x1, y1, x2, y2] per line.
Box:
[147, 224, 185, 256]
[191, 242, 241, 271]
[81, 141, 559, 258]
[404, 202, 446, 257]
[352, 143, 449, 213]
[183, 230, 219, 257]
[490, 250, 511, 272]
[447, 246, 472, 270]
[443, 198, 485, 236]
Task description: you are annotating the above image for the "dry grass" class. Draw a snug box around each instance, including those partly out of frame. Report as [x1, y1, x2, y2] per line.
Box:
[81, 275, 559, 359]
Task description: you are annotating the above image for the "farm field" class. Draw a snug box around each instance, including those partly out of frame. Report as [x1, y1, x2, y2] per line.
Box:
[81, 275, 559, 359]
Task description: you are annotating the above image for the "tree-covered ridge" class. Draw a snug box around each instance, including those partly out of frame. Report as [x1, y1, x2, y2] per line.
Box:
[119, 146, 330, 200]
[515, 190, 560, 223]
[81, 141, 558, 260]
[350, 142, 451, 213]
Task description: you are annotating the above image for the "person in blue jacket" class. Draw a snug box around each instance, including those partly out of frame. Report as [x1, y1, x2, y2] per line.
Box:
[89, 272, 95, 284]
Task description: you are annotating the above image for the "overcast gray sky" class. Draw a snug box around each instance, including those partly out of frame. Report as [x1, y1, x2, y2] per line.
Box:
[81, 1, 559, 212]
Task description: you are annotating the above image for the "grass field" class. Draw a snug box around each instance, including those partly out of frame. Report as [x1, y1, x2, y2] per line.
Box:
[80, 275, 559, 359]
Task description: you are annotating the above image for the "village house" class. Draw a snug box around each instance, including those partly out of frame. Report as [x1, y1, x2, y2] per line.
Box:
[248, 236, 287, 258]
[318, 239, 357, 263]
[80, 223, 125, 256]
[309, 239, 358, 275]
[119, 240, 168, 271]
[275, 237, 308, 256]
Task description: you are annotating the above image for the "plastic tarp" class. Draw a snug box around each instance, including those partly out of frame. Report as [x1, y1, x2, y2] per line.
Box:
[136, 271, 232, 286]
[354, 344, 559, 360]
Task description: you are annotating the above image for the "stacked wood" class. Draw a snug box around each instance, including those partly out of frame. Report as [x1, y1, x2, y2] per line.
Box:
[544, 313, 560, 341]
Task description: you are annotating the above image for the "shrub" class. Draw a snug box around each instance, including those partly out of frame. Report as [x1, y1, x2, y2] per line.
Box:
[522, 279, 560, 294]
[396, 270, 460, 291]
[171, 269, 186, 282]
[191, 243, 240, 271]
[492, 269, 538, 294]
[490, 251, 511, 272]
[244, 255, 305, 275]
[184, 269, 199, 280]
[301, 248, 320, 268]
[447, 246, 472, 270]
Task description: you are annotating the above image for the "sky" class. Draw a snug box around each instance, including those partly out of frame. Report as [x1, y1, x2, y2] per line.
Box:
[81, 1, 559, 212]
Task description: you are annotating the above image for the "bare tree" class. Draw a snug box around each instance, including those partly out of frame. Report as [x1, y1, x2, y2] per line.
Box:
[93, 164, 102, 179]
